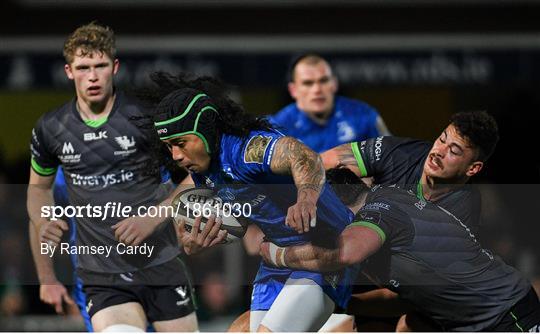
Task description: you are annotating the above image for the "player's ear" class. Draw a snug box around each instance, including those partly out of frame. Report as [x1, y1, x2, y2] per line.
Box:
[466, 161, 483, 177]
[331, 75, 338, 94]
[113, 59, 120, 75]
[64, 64, 74, 80]
[288, 82, 297, 99]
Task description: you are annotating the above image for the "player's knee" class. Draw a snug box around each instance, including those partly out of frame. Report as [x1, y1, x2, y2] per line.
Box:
[396, 314, 411, 332]
[101, 324, 145, 332]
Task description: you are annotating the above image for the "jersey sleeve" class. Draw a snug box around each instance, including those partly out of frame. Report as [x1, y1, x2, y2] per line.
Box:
[237, 131, 283, 178]
[350, 136, 429, 178]
[30, 115, 59, 176]
[349, 195, 413, 248]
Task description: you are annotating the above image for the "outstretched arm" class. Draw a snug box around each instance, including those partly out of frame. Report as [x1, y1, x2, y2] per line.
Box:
[270, 136, 325, 233]
[261, 225, 383, 271]
[320, 143, 362, 176]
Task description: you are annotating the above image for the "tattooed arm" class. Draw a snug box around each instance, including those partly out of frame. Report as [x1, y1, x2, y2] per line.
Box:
[321, 143, 361, 176]
[260, 225, 382, 271]
[270, 136, 325, 233]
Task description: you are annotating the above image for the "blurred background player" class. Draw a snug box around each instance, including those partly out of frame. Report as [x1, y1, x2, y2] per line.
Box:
[261, 168, 540, 332]
[27, 22, 197, 332]
[141, 72, 356, 332]
[269, 53, 390, 153]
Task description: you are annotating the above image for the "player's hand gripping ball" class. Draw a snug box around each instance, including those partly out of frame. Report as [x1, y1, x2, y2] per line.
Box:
[172, 187, 248, 244]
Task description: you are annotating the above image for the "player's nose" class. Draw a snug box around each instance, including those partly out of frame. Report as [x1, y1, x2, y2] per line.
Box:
[171, 146, 185, 162]
[432, 144, 447, 158]
[89, 68, 98, 81]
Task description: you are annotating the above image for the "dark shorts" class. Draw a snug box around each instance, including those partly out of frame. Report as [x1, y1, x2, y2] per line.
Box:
[79, 257, 196, 323]
[492, 288, 540, 332]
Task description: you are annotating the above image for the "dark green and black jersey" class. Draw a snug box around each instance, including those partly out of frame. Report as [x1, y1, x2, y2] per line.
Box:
[30, 92, 179, 273]
[353, 186, 530, 331]
[351, 136, 481, 233]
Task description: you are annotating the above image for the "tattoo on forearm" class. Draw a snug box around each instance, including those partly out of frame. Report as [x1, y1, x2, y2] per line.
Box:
[336, 144, 358, 168]
[270, 137, 324, 194]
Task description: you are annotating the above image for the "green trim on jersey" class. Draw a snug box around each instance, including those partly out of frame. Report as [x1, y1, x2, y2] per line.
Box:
[349, 220, 386, 244]
[510, 311, 525, 332]
[416, 181, 426, 201]
[154, 93, 207, 126]
[84, 116, 109, 128]
[31, 158, 57, 176]
[351, 142, 368, 177]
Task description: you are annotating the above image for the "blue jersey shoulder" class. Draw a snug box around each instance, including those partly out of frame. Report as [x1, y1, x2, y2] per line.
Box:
[268, 102, 299, 132]
[220, 130, 285, 183]
[334, 96, 378, 118]
[192, 130, 286, 187]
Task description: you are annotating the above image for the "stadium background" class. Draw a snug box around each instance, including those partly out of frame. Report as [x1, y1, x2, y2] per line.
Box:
[0, 0, 539, 330]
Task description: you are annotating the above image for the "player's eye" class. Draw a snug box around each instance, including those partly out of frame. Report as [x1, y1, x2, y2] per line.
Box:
[173, 141, 186, 149]
[450, 147, 462, 156]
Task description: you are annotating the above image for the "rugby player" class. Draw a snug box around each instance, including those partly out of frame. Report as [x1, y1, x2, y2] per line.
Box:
[320, 110, 499, 232]
[261, 168, 540, 331]
[27, 23, 197, 332]
[319, 110, 500, 330]
[141, 72, 357, 332]
[269, 53, 390, 153]
[227, 110, 500, 331]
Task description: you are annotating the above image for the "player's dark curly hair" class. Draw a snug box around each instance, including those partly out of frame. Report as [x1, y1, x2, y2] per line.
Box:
[450, 111, 499, 162]
[326, 168, 369, 206]
[132, 72, 273, 181]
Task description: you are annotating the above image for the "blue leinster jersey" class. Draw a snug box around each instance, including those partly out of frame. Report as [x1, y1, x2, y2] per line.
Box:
[191, 129, 356, 309]
[269, 96, 382, 153]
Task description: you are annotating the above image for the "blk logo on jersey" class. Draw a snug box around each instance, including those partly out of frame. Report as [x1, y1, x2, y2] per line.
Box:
[114, 136, 137, 156]
[84, 131, 108, 141]
[59, 142, 81, 163]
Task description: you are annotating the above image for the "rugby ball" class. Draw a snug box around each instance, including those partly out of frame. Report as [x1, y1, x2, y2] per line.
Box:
[172, 187, 248, 243]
